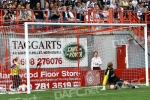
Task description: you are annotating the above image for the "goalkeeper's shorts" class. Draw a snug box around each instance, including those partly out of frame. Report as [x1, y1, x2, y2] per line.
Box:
[109, 78, 124, 87]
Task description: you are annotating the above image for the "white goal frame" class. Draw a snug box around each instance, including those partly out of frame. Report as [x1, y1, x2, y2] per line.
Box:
[24, 22, 149, 94]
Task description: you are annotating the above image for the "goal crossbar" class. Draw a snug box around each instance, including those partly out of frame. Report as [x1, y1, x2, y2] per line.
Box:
[24, 22, 148, 94]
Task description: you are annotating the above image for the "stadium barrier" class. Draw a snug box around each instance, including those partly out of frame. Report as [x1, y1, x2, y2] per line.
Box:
[0, 9, 150, 39]
[0, 68, 149, 91]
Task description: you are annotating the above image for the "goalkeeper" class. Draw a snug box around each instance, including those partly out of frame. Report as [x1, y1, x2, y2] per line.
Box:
[101, 62, 139, 90]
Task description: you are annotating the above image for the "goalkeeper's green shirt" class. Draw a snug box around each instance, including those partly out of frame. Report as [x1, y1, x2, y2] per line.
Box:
[11, 63, 20, 75]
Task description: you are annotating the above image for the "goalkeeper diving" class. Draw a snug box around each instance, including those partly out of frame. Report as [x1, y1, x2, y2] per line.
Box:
[101, 62, 139, 90]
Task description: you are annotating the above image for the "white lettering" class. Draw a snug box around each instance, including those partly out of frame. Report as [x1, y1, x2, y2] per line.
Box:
[62, 71, 78, 77]
[54, 91, 63, 100]
[62, 90, 71, 98]
[20, 72, 38, 78]
[0, 73, 10, 79]
[41, 71, 59, 77]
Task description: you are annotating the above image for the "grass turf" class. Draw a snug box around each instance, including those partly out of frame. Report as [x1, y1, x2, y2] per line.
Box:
[1, 86, 150, 100]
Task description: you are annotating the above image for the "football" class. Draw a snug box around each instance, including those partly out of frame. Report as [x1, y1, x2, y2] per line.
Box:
[19, 84, 27, 92]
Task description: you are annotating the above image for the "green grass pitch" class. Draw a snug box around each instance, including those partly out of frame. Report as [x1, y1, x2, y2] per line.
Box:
[1, 86, 150, 100]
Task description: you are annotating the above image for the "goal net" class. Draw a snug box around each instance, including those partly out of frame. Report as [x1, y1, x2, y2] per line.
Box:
[0, 23, 149, 94]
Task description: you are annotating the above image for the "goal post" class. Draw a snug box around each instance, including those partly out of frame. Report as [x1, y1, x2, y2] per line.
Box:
[144, 25, 149, 87]
[24, 22, 149, 94]
[25, 23, 30, 94]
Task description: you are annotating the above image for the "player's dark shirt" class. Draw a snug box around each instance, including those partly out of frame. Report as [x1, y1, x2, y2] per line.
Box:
[104, 68, 119, 83]
[33, 7, 44, 20]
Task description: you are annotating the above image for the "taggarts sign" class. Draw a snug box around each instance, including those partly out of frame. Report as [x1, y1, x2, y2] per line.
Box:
[9, 38, 88, 68]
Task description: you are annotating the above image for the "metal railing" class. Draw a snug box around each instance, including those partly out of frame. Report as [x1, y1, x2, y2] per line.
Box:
[0, 9, 150, 39]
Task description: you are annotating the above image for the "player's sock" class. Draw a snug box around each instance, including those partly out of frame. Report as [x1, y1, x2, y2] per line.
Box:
[127, 83, 135, 88]
[114, 84, 120, 90]
[134, 86, 140, 89]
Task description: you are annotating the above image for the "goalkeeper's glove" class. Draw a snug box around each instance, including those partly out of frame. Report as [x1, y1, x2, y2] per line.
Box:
[101, 86, 106, 91]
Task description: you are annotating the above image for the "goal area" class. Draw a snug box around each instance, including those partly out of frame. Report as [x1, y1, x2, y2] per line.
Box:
[0, 23, 149, 94]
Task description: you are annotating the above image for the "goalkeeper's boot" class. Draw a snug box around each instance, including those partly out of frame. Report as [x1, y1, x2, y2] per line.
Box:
[127, 83, 137, 89]
[134, 86, 140, 89]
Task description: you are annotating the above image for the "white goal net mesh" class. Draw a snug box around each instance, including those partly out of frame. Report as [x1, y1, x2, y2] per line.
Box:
[0, 23, 149, 94]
